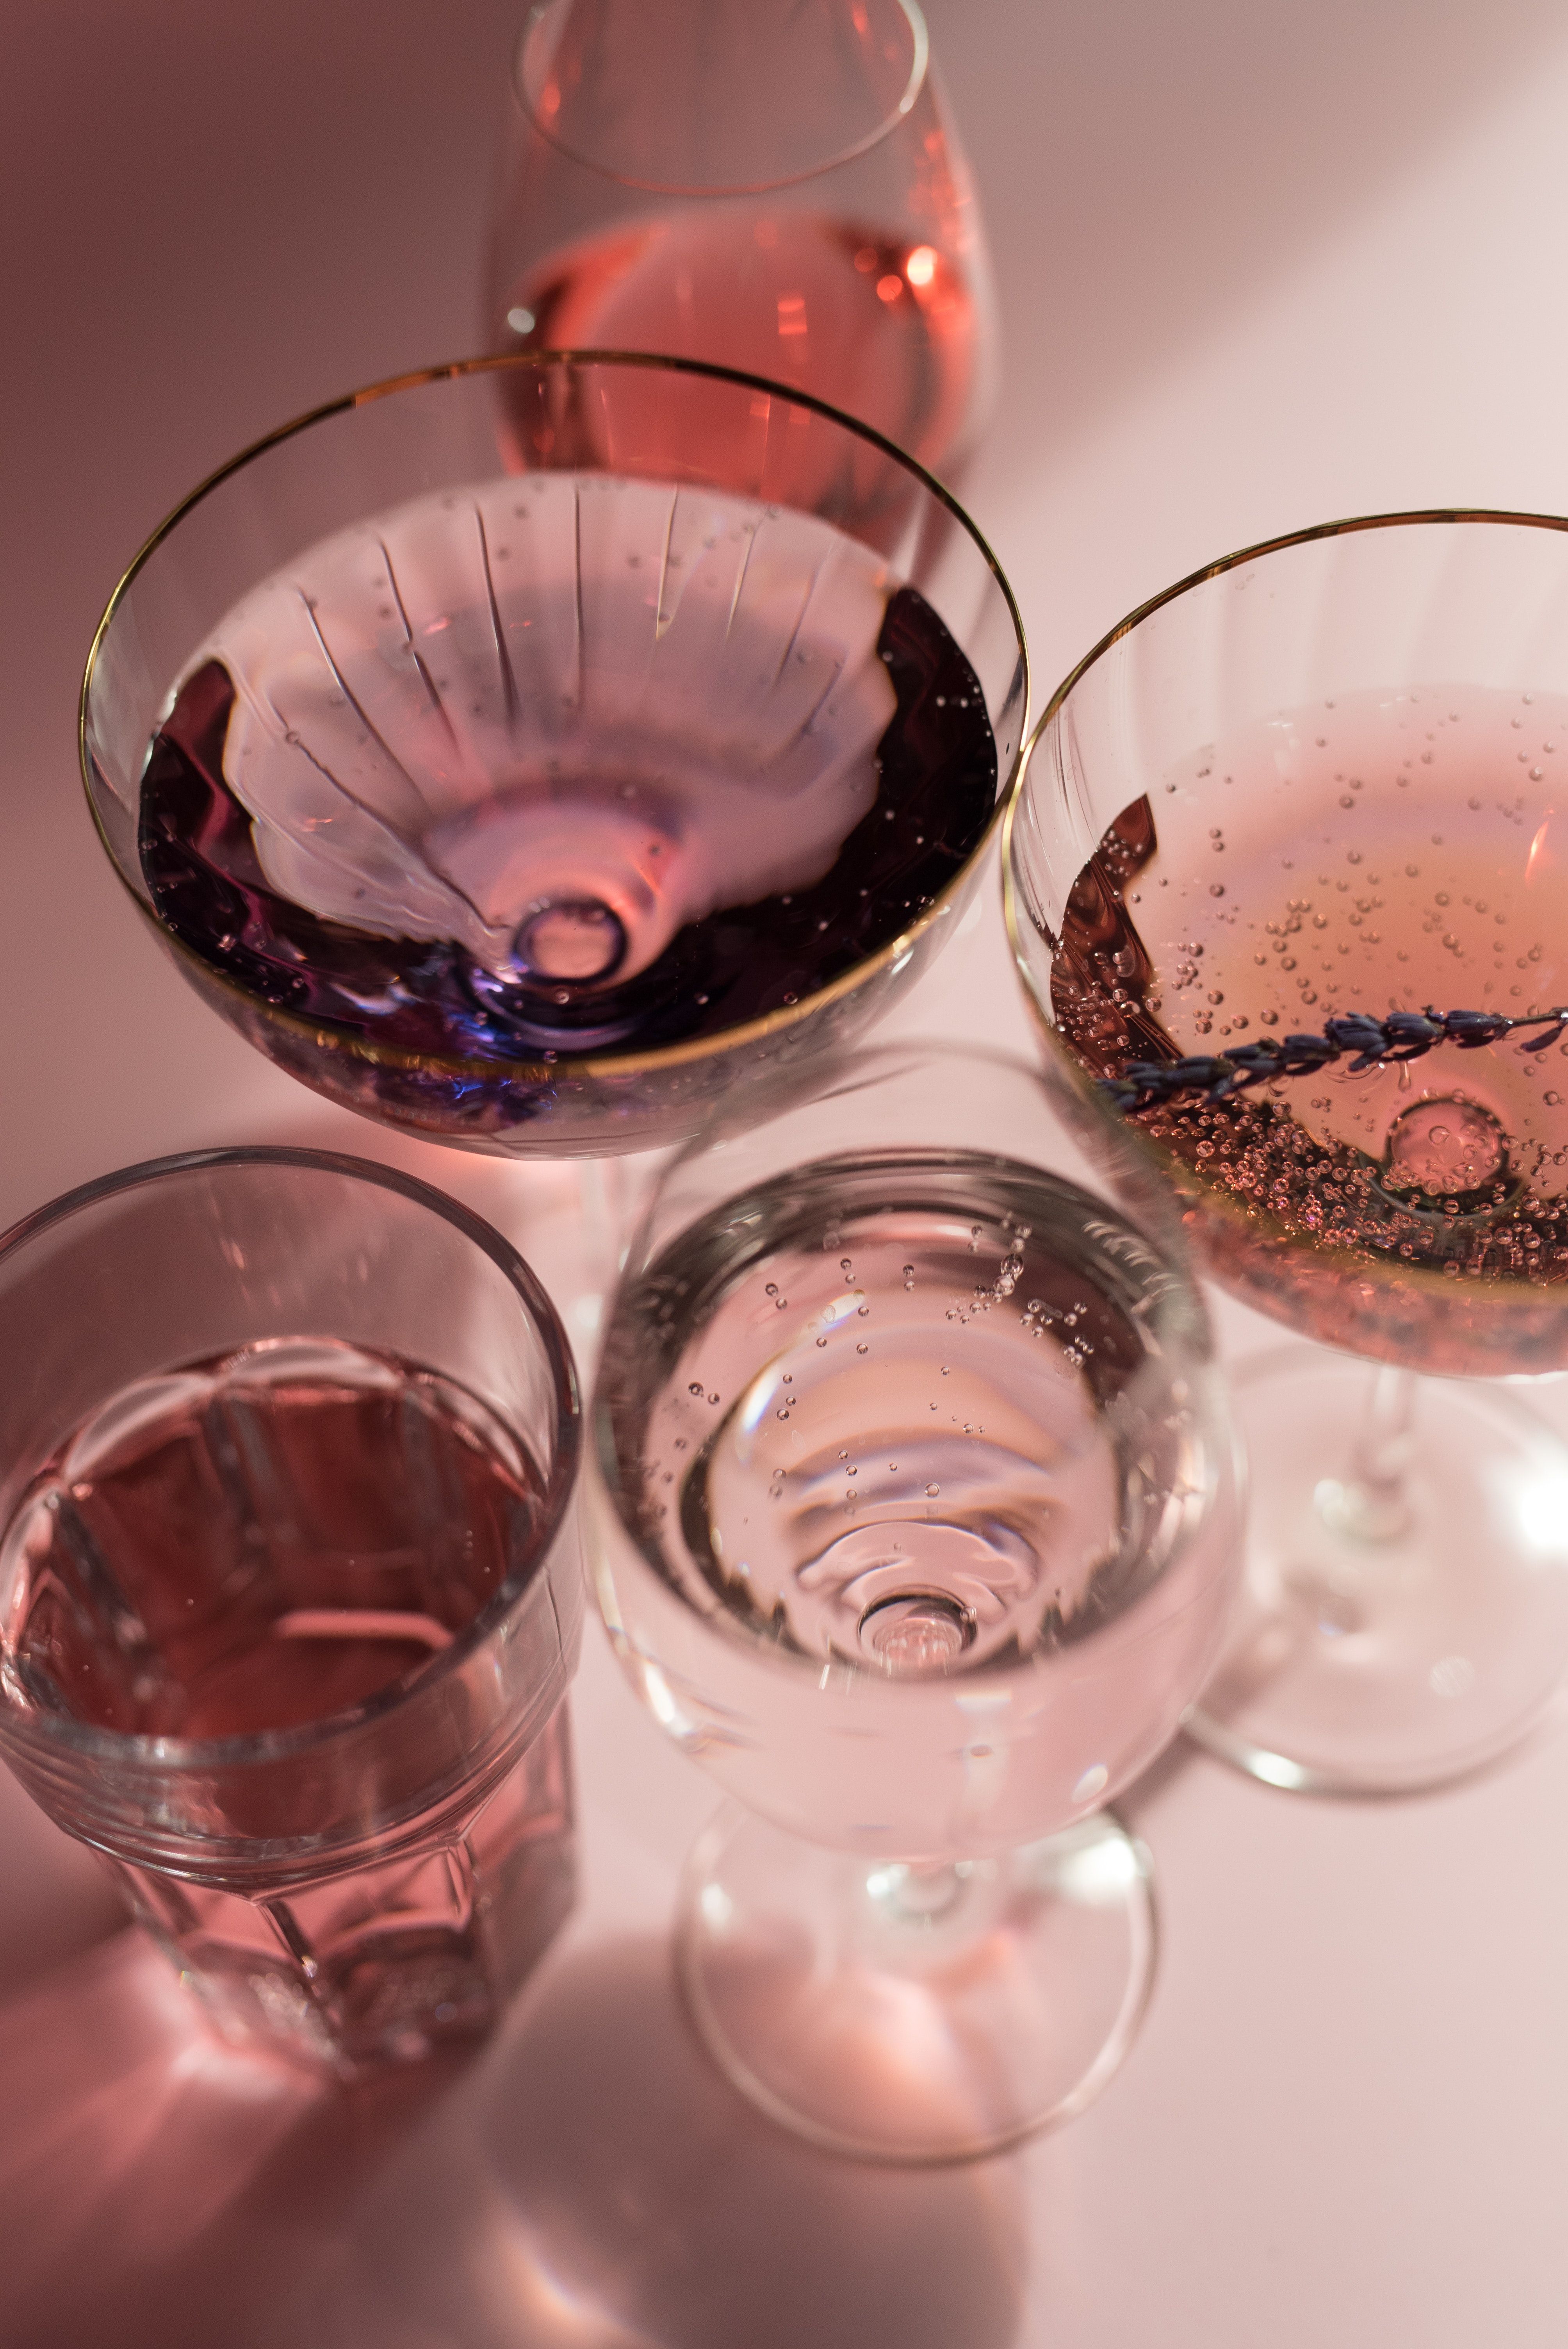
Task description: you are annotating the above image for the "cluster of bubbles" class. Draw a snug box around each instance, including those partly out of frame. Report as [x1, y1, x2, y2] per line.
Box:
[1053, 727, 1568, 1295]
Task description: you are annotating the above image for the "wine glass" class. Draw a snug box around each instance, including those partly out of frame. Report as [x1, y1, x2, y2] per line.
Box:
[1006, 509, 1568, 1797]
[81, 352, 1025, 1252]
[585, 1040, 1242, 2162]
[484, 0, 1000, 482]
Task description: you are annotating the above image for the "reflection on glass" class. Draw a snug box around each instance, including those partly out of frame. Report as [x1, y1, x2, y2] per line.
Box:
[1008, 510, 1568, 1793]
[0, 1148, 581, 2073]
[83, 354, 1025, 1164]
[587, 1043, 1241, 2162]
[485, 0, 1000, 481]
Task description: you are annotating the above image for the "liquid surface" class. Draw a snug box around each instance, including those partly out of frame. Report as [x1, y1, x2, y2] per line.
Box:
[1052, 684, 1568, 1324]
[604, 1157, 1212, 1677]
[498, 213, 980, 478]
[139, 473, 996, 1070]
[0, 1340, 545, 1739]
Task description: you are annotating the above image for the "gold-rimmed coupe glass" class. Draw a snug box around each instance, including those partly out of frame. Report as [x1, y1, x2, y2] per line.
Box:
[80, 352, 1026, 1248]
[1006, 510, 1568, 1796]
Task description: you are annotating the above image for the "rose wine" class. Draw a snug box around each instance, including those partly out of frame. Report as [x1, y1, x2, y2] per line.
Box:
[1, 1337, 546, 1739]
[593, 1154, 1235, 1853]
[495, 212, 982, 479]
[1051, 684, 1568, 1368]
[0, 1335, 574, 2068]
[139, 474, 996, 1100]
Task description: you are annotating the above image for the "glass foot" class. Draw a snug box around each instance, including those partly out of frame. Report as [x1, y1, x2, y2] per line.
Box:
[1188, 1349, 1568, 1794]
[675, 1805, 1155, 2165]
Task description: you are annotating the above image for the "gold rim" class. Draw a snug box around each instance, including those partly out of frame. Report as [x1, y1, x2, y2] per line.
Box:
[82, 346, 1028, 1089]
[1001, 503, 1568, 1314]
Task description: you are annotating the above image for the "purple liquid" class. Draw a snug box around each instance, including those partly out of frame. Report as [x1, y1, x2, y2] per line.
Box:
[137, 484, 996, 1113]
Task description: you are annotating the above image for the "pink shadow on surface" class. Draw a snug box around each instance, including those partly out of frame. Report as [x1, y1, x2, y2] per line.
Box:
[0, 1930, 1028, 2348]
[0, 1930, 472, 2349]
[303, 1935, 1030, 2348]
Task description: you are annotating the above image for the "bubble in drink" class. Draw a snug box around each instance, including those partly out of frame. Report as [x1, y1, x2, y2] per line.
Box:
[591, 1153, 1237, 1853]
[137, 475, 996, 1128]
[1049, 684, 1568, 1370]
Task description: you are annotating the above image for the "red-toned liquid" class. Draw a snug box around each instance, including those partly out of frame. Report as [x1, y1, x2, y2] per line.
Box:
[2, 1339, 546, 1740]
[496, 212, 982, 477]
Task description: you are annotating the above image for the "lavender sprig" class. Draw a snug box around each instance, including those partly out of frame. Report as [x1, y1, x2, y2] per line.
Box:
[1101, 1005, 1568, 1113]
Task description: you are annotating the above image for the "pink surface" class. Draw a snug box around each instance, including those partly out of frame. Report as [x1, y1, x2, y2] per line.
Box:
[5, 1, 1568, 2338]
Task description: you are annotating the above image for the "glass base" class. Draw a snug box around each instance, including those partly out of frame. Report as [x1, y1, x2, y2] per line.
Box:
[675, 1805, 1155, 2165]
[110, 1702, 576, 2077]
[1188, 1351, 1568, 1795]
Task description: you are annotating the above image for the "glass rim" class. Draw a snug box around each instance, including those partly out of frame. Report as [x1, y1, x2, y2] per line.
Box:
[1011, 502, 1568, 784]
[1000, 503, 1568, 1314]
[610, 1032, 1206, 1302]
[81, 345, 1028, 1093]
[590, 1034, 1220, 1683]
[509, 0, 930, 197]
[0, 1143, 582, 1775]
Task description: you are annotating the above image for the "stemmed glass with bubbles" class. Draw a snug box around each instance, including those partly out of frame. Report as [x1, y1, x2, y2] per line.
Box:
[485, 0, 1000, 483]
[586, 1040, 1242, 2163]
[80, 351, 1026, 1300]
[1007, 510, 1568, 1797]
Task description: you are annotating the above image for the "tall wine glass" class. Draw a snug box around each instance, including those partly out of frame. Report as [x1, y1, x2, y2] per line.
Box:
[586, 1041, 1242, 2162]
[1006, 510, 1568, 1797]
[484, 0, 999, 481]
[81, 351, 1026, 1253]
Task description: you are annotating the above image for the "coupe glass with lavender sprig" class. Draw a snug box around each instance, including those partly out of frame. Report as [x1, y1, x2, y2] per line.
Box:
[1007, 510, 1568, 1795]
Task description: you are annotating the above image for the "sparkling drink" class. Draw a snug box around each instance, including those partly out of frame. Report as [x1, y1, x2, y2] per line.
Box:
[593, 1151, 1236, 1858]
[0, 1336, 573, 2071]
[583, 1041, 1242, 2157]
[1010, 517, 1568, 1797]
[84, 358, 1026, 1165]
[138, 473, 996, 1129]
[495, 213, 981, 480]
[1050, 683, 1568, 1372]
[586, 1044, 1239, 2160]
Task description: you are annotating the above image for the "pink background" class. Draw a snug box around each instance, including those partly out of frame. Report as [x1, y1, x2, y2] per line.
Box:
[4, 1, 1568, 2338]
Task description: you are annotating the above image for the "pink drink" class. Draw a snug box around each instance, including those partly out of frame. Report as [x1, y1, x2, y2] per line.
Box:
[1051, 684, 1568, 1372]
[495, 212, 981, 479]
[1, 1339, 573, 2071]
[592, 1155, 1237, 1859]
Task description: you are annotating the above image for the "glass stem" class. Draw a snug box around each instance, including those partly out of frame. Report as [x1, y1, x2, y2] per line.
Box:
[574, 1156, 624, 1276]
[567, 1150, 672, 1376]
[865, 1857, 969, 1930]
[1318, 1363, 1418, 1543]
